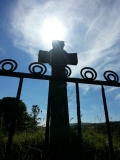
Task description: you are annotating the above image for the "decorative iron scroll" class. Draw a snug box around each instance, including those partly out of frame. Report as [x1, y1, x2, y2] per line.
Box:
[80, 67, 97, 80]
[0, 59, 17, 72]
[55, 65, 71, 77]
[0, 59, 120, 83]
[65, 66, 72, 77]
[28, 62, 47, 74]
[103, 70, 119, 82]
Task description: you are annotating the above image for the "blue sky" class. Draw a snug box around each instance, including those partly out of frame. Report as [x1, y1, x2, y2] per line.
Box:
[0, 0, 120, 125]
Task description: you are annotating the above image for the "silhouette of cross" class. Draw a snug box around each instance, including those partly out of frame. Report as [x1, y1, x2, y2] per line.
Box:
[38, 40, 78, 75]
[38, 40, 78, 159]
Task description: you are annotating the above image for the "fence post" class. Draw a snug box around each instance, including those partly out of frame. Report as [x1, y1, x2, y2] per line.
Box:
[44, 80, 51, 159]
[75, 82, 83, 160]
[101, 85, 114, 160]
[5, 77, 23, 160]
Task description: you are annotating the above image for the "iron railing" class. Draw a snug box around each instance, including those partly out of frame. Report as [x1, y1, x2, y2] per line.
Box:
[0, 59, 120, 160]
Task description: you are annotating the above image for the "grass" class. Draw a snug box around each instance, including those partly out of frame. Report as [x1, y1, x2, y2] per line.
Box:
[0, 124, 120, 160]
[0, 130, 45, 160]
[84, 123, 120, 160]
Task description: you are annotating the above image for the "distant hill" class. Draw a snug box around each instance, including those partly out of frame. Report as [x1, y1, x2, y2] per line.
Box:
[70, 121, 120, 135]
[70, 121, 120, 126]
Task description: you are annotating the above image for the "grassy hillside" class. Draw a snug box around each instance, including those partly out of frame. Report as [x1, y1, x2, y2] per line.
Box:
[0, 122, 120, 160]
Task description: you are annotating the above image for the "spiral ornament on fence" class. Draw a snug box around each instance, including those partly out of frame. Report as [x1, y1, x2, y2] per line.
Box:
[104, 71, 119, 82]
[28, 62, 47, 74]
[0, 59, 17, 72]
[55, 65, 71, 77]
[80, 67, 97, 80]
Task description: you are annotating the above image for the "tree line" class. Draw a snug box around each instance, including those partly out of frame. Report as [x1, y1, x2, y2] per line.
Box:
[0, 97, 41, 133]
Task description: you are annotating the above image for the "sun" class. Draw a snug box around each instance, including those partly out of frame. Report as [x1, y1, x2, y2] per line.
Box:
[40, 18, 66, 44]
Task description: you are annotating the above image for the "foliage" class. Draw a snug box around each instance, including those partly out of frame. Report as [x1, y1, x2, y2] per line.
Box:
[70, 125, 120, 160]
[0, 131, 45, 160]
[0, 125, 120, 160]
[0, 97, 120, 159]
[31, 105, 40, 128]
[32, 105, 40, 118]
[0, 97, 35, 132]
[0, 97, 26, 132]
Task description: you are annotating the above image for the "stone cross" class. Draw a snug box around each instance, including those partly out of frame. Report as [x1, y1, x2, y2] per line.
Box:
[38, 40, 78, 159]
[38, 40, 78, 73]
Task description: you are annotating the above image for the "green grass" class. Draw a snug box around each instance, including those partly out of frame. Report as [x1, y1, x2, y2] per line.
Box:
[0, 126, 120, 160]
[0, 130, 45, 160]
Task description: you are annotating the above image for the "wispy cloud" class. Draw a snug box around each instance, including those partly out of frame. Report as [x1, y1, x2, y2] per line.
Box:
[8, 0, 120, 93]
[0, 47, 5, 55]
[115, 93, 120, 101]
[106, 87, 120, 94]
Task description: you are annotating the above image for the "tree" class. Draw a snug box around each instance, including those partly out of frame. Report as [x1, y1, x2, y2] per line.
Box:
[31, 105, 40, 129]
[0, 97, 29, 132]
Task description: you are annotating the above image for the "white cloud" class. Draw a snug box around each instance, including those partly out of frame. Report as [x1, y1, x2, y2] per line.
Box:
[106, 87, 120, 94]
[115, 93, 120, 100]
[0, 47, 5, 54]
[8, 0, 120, 94]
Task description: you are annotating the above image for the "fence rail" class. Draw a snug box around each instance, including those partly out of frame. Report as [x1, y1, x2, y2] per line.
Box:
[0, 59, 120, 160]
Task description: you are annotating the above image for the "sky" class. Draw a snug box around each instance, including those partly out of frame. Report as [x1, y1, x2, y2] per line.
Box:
[0, 0, 120, 125]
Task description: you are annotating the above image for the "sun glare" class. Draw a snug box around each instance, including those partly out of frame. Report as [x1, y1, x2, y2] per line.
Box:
[40, 18, 66, 44]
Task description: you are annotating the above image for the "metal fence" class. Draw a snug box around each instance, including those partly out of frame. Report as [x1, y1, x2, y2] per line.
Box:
[0, 59, 120, 160]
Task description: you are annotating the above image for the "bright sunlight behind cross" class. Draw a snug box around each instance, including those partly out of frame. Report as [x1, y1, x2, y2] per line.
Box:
[40, 18, 66, 44]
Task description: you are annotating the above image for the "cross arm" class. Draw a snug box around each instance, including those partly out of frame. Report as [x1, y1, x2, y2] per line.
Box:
[38, 50, 49, 63]
[38, 50, 78, 66]
[66, 53, 78, 65]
